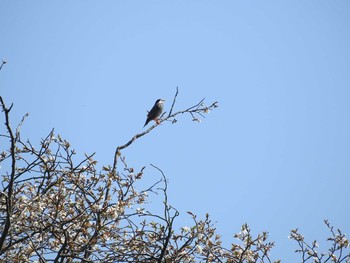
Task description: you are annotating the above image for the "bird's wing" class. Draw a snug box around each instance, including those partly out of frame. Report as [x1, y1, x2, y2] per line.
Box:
[147, 104, 159, 120]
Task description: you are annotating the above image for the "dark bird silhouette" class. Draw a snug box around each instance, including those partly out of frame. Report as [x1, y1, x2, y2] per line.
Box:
[144, 99, 165, 127]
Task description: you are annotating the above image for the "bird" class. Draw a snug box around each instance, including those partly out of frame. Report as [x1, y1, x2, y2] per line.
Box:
[144, 99, 165, 127]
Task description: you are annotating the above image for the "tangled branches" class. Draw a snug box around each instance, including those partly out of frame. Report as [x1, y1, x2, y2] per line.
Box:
[290, 220, 350, 263]
[0, 93, 278, 262]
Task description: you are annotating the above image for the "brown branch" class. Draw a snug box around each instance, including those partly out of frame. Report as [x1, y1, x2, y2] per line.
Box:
[0, 60, 6, 71]
[0, 96, 16, 254]
[112, 89, 218, 174]
[168, 86, 179, 117]
[15, 113, 29, 141]
[150, 164, 179, 263]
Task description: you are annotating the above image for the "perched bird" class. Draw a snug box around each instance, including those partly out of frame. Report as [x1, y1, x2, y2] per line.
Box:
[144, 99, 165, 127]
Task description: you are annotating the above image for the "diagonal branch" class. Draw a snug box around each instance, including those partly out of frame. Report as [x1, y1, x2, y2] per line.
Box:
[112, 89, 218, 174]
[0, 60, 6, 71]
[168, 86, 179, 117]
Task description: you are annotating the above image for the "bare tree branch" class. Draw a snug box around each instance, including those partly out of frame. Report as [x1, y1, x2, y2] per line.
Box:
[0, 60, 6, 71]
[0, 96, 16, 254]
[168, 86, 179, 117]
[112, 89, 218, 174]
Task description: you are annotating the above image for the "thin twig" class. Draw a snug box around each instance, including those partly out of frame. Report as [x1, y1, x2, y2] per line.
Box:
[15, 113, 29, 141]
[0, 60, 6, 71]
[149, 163, 179, 263]
[168, 86, 179, 117]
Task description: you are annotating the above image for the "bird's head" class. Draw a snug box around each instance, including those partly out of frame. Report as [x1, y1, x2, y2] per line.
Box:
[156, 99, 165, 105]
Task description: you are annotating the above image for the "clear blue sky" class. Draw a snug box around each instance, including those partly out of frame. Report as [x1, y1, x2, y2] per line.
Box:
[1, 1, 350, 261]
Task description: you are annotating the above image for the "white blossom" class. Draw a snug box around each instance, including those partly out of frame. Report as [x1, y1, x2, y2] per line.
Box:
[182, 226, 190, 233]
[195, 245, 203, 254]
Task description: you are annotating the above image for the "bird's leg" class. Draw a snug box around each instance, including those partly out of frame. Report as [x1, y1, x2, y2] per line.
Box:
[155, 118, 161, 124]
